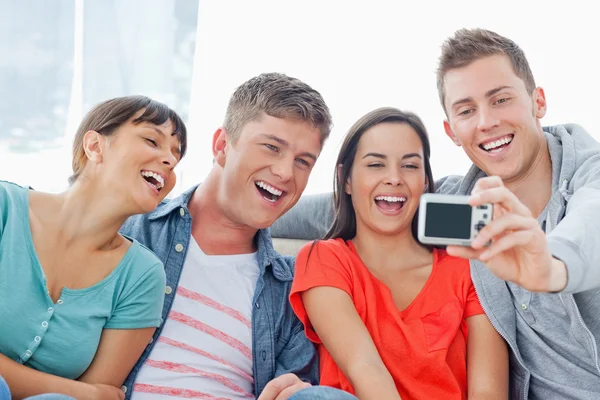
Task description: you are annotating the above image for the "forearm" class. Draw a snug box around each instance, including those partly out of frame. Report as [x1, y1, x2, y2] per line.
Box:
[466, 315, 509, 399]
[549, 186, 600, 293]
[0, 353, 92, 399]
[469, 392, 506, 400]
[347, 361, 401, 400]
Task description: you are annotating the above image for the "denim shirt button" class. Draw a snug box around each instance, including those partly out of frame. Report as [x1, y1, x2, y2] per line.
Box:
[255, 302, 260, 309]
[262, 350, 267, 360]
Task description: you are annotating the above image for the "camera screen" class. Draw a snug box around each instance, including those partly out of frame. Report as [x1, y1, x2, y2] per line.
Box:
[424, 203, 472, 239]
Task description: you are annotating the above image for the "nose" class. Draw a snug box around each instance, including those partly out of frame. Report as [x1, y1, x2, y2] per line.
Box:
[161, 148, 179, 168]
[477, 106, 500, 132]
[271, 157, 294, 182]
[384, 166, 403, 186]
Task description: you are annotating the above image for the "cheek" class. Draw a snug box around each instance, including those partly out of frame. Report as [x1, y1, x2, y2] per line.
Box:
[293, 169, 311, 191]
[453, 124, 474, 145]
[166, 171, 177, 190]
[406, 172, 427, 192]
[350, 177, 375, 209]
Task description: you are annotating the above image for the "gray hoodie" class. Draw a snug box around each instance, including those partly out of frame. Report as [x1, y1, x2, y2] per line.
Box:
[271, 124, 600, 398]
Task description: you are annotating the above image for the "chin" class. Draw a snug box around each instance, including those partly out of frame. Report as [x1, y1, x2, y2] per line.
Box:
[135, 200, 160, 215]
[249, 217, 277, 230]
[487, 166, 518, 181]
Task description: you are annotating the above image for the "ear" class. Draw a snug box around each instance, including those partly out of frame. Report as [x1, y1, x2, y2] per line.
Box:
[82, 131, 105, 163]
[423, 177, 430, 193]
[338, 164, 352, 196]
[533, 87, 547, 119]
[443, 120, 461, 147]
[212, 128, 228, 167]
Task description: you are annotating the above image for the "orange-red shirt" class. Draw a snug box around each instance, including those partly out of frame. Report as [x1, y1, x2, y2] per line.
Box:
[290, 239, 484, 399]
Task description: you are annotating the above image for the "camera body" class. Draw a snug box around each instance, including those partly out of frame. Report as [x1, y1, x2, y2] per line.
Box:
[418, 194, 493, 247]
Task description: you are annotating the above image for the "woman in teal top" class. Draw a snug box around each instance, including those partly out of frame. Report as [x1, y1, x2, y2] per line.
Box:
[0, 95, 187, 399]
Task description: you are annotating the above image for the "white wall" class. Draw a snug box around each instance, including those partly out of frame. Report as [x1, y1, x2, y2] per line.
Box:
[179, 0, 600, 196]
[3, 0, 599, 194]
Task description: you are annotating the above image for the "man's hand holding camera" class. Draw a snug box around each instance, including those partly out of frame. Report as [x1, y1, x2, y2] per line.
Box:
[446, 176, 568, 293]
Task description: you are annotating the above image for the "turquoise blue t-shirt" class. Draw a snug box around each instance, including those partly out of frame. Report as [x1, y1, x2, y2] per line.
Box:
[0, 181, 166, 379]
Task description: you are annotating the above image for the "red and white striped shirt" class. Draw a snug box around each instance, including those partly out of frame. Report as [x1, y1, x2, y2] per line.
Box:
[132, 237, 259, 400]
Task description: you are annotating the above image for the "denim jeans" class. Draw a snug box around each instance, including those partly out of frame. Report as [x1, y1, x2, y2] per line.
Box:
[288, 386, 358, 400]
[0, 375, 75, 400]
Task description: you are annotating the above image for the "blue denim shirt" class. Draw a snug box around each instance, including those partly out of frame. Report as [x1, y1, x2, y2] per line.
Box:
[118, 185, 318, 398]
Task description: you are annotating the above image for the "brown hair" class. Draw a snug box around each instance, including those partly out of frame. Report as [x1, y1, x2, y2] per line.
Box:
[223, 73, 332, 145]
[69, 95, 187, 185]
[325, 107, 435, 242]
[437, 28, 536, 112]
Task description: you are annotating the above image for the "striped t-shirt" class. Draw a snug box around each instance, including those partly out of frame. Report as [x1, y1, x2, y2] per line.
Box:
[132, 236, 259, 399]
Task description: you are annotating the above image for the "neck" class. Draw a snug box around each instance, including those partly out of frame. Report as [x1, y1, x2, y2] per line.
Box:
[351, 225, 431, 272]
[189, 169, 258, 255]
[52, 181, 131, 251]
[503, 138, 553, 218]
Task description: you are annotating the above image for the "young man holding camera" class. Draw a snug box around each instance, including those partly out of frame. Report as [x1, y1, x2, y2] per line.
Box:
[272, 28, 600, 398]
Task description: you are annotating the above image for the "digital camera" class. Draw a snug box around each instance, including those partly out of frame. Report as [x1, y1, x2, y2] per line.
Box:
[417, 193, 493, 247]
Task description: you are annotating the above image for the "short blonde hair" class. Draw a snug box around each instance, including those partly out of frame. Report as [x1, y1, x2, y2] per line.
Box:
[223, 73, 332, 145]
[437, 28, 536, 113]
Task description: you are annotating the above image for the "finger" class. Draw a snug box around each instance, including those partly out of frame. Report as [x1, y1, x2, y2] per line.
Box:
[472, 176, 504, 195]
[470, 187, 531, 217]
[258, 374, 301, 400]
[446, 245, 486, 260]
[472, 214, 538, 248]
[480, 231, 535, 262]
[274, 382, 312, 400]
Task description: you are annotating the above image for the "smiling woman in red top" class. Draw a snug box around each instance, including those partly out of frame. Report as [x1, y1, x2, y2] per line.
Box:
[290, 107, 508, 400]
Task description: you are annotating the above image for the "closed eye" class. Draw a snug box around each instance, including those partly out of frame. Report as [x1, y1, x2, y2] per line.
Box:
[296, 158, 310, 167]
[403, 165, 419, 169]
[146, 138, 157, 147]
[264, 143, 279, 152]
[368, 163, 384, 168]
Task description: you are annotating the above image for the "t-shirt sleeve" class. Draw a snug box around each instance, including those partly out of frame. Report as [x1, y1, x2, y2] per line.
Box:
[290, 240, 353, 343]
[0, 184, 7, 237]
[105, 261, 166, 329]
[0, 181, 20, 238]
[464, 268, 484, 319]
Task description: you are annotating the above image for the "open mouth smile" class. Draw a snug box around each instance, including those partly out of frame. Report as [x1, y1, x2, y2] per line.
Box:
[255, 180, 286, 204]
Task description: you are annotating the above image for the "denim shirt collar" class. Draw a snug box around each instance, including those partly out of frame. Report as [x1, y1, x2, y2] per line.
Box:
[148, 184, 293, 282]
[148, 184, 198, 220]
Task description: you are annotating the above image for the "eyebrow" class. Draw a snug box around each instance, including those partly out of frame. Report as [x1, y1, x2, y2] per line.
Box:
[362, 152, 422, 160]
[450, 85, 514, 109]
[146, 125, 181, 156]
[260, 134, 318, 161]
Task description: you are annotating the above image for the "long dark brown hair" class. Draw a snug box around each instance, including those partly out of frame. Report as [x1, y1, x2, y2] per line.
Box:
[324, 107, 435, 243]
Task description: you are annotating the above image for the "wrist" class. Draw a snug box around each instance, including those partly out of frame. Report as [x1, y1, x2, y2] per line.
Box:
[548, 257, 568, 292]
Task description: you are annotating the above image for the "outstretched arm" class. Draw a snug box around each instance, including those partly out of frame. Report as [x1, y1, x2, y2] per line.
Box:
[271, 193, 335, 240]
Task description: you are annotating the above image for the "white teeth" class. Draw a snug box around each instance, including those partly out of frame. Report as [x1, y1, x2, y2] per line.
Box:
[256, 181, 283, 197]
[375, 195, 407, 202]
[482, 135, 513, 151]
[141, 170, 165, 190]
